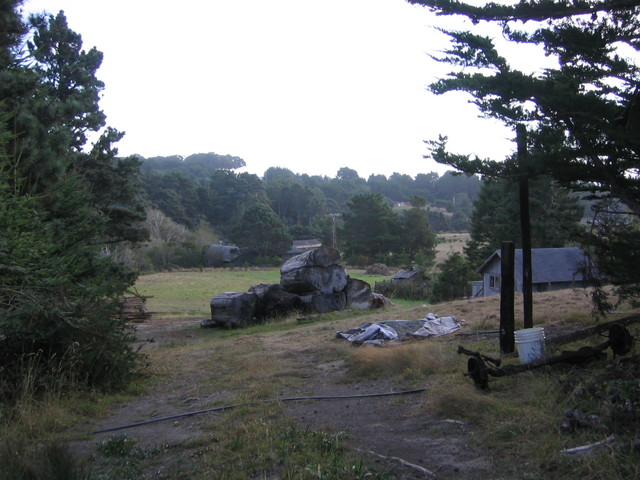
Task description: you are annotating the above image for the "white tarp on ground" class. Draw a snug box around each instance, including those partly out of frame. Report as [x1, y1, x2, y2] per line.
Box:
[409, 314, 462, 338]
[336, 313, 462, 345]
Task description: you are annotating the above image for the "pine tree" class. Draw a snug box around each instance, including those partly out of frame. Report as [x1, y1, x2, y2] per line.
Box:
[409, 0, 640, 212]
[409, 0, 640, 306]
[401, 196, 437, 265]
[231, 203, 292, 258]
[0, 6, 145, 399]
[341, 193, 403, 264]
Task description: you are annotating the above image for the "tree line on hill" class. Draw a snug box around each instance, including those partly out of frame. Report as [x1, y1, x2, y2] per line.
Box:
[140, 157, 479, 230]
[132, 156, 482, 270]
[136, 150, 586, 274]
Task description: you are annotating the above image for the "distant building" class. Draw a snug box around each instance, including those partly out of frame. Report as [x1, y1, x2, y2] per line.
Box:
[285, 239, 323, 259]
[471, 247, 599, 298]
[391, 266, 423, 284]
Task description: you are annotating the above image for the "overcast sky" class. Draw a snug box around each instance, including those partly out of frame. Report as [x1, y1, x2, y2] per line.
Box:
[23, 0, 523, 179]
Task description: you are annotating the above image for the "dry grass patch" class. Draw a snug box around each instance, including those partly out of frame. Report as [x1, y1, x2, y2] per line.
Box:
[344, 339, 459, 382]
[435, 233, 470, 265]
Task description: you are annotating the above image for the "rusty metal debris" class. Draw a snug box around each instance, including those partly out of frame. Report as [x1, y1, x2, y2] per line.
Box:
[458, 323, 635, 390]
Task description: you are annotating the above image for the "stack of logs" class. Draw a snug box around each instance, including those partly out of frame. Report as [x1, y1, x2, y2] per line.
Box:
[202, 245, 382, 329]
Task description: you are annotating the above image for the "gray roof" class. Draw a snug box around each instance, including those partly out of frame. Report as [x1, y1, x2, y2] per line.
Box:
[476, 247, 596, 284]
[392, 266, 422, 280]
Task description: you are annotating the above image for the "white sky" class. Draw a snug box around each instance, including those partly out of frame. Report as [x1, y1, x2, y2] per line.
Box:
[23, 0, 523, 179]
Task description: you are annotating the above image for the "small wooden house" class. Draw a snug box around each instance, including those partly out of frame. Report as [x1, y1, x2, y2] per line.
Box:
[472, 247, 598, 298]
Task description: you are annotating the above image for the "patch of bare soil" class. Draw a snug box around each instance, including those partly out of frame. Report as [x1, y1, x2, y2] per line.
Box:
[69, 314, 497, 479]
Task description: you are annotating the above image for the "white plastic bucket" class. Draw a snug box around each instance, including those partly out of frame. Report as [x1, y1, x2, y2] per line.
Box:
[514, 327, 545, 364]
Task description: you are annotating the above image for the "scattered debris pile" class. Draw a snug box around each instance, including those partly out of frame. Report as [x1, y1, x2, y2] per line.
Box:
[336, 313, 463, 346]
[202, 245, 390, 329]
[458, 317, 637, 390]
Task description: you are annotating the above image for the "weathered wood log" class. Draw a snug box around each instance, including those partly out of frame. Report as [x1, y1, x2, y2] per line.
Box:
[345, 277, 373, 310]
[280, 245, 347, 295]
[370, 293, 394, 309]
[281, 264, 348, 295]
[298, 292, 347, 314]
[206, 291, 258, 329]
[249, 283, 305, 319]
[281, 245, 341, 271]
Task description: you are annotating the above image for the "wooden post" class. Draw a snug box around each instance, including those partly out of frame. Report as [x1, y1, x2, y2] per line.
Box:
[517, 124, 533, 329]
[500, 241, 515, 354]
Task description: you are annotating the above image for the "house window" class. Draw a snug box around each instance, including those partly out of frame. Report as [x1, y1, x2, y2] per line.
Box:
[489, 275, 501, 290]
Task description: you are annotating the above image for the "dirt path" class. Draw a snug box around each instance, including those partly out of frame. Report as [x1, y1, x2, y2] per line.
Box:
[73, 315, 493, 479]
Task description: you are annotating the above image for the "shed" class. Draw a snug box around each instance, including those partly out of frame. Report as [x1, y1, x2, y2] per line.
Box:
[391, 266, 423, 284]
[472, 247, 598, 298]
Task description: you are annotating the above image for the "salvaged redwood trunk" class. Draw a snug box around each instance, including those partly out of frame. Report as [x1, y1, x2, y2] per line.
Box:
[281, 264, 348, 295]
[345, 278, 373, 309]
[280, 245, 347, 295]
[298, 291, 347, 314]
[203, 245, 385, 328]
[207, 291, 258, 329]
[281, 244, 341, 270]
[249, 283, 305, 319]
[371, 292, 395, 308]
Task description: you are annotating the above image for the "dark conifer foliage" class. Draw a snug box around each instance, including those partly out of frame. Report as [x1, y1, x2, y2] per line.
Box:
[0, 4, 146, 399]
[409, 0, 640, 305]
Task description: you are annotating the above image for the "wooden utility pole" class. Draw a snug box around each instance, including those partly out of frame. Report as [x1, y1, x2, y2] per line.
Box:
[500, 241, 515, 354]
[517, 124, 533, 329]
